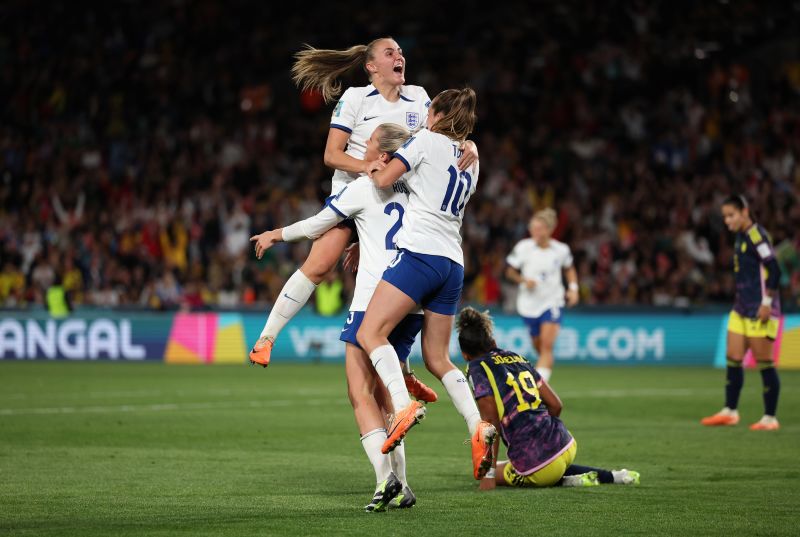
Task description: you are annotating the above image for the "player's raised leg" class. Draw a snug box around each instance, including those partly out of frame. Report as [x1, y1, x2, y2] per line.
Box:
[250, 226, 351, 366]
[702, 321, 745, 426]
[357, 280, 424, 454]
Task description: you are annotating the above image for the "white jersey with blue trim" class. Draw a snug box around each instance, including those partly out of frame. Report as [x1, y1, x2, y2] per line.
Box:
[329, 84, 430, 194]
[327, 177, 416, 311]
[506, 238, 574, 318]
[391, 128, 479, 266]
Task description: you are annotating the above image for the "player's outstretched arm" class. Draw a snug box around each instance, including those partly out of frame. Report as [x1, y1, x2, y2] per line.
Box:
[250, 205, 346, 259]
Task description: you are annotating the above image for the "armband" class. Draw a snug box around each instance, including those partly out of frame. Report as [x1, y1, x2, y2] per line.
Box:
[568, 282, 579, 292]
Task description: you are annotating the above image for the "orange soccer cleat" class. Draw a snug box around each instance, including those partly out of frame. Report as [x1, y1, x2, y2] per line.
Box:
[471, 420, 498, 480]
[749, 416, 780, 431]
[382, 401, 426, 454]
[700, 410, 740, 427]
[249, 336, 274, 368]
[405, 373, 439, 403]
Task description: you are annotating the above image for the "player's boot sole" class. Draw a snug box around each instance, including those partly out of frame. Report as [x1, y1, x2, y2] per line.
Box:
[249, 337, 273, 368]
[700, 414, 739, 426]
[382, 401, 426, 454]
[472, 421, 498, 480]
[405, 374, 438, 403]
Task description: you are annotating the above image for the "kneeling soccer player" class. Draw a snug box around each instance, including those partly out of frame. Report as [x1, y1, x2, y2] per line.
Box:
[456, 307, 640, 489]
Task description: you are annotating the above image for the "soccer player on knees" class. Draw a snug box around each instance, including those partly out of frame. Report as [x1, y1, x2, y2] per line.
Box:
[251, 123, 423, 511]
[701, 194, 782, 431]
[505, 208, 579, 383]
[356, 88, 498, 480]
[249, 37, 477, 401]
[456, 307, 640, 490]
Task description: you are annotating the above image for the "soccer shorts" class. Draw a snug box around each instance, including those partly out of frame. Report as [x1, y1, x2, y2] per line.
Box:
[522, 307, 562, 337]
[340, 310, 423, 362]
[381, 249, 464, 315]
[503, 438, 577, 487]
[727, 311, 779, 340]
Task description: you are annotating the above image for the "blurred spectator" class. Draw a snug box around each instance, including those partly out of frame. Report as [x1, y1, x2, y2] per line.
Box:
[0, 1, 797, 312]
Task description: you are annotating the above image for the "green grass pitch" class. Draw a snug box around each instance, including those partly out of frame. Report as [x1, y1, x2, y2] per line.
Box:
[1, 362, 797, 536]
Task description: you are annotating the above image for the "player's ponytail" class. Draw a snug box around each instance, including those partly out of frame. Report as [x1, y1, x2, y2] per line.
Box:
[456, 307, 496, 357]
[428, 87, 477, 143]
[376, 123, 412, 154]
[291, 38, 392, 103]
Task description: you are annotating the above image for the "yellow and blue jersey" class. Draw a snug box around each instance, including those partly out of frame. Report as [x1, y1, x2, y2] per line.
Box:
[467, 348, 573, 476]
[733, 223, 781, 318]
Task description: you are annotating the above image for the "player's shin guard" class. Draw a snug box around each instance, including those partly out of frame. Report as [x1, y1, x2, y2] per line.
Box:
[370, 345, 413, 411]
[725, 359, 744, 410]
[259, 270, 317, 340]
[441, 368, 481, 435]
[360, 428, 392, 484]
[758, 362, 780, 417]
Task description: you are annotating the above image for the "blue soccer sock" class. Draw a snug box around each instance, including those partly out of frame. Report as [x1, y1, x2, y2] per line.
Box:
[562, 464, 614, 484]
[725, 359, 744, 410]
[758, 362, 780, 417]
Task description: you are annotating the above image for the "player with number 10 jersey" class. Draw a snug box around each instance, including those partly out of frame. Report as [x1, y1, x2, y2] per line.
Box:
[357, 88, 498, 482]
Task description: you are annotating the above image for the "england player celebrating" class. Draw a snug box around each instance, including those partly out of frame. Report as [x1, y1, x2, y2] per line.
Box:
[356, 88, 498, 481]
[249, 37, 477, 396]
[251, 124, 421, 511]
[505, 209, 579, 383]
[701, 195, 782, 431]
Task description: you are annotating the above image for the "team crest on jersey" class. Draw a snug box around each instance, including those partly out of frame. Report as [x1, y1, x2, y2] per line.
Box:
[406, 112, 420, 129]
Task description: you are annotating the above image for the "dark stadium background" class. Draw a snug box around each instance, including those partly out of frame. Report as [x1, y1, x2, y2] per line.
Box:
[1, 0, 798, 313]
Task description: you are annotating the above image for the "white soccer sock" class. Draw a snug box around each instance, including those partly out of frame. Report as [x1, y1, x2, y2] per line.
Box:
[369, 345, 413, 411]
[441, 368, 482, 436]
[389, 441, 407, 487]
[402, 359, 413, 376]
[537, 367, 552, 383]
[360, 428, 392, 485]
[259, 270, 317, 339]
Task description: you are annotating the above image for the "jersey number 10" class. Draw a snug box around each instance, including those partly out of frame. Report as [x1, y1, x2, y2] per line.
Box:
[440, 165, 473, 217]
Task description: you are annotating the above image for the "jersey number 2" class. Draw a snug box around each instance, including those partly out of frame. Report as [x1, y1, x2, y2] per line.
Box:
[440, 165, 473, 217]
[384, 203, 405, 249]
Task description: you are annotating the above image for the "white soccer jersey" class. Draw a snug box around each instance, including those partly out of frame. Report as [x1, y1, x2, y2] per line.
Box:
[329, 84, 430, 194]
[326, 177, 415, 311]
[391, 128, 479, 266]
[506, 238, 574, 318]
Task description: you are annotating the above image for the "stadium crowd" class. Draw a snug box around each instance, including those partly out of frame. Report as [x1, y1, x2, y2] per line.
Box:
[1, 1, 798, 312]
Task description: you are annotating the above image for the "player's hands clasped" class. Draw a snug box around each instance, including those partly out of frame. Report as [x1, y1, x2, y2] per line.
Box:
[250, 230, 281, 259]
[364, 159, 386, 178]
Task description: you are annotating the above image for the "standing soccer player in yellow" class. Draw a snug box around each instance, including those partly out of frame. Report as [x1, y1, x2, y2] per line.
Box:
[702, 195, 782, 431]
